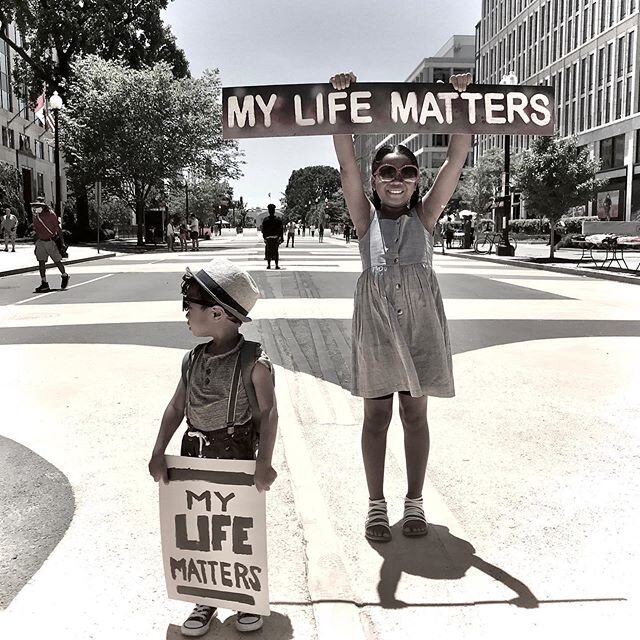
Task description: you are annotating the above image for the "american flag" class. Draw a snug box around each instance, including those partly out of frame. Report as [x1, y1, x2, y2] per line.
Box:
[34, 94, 56, 132]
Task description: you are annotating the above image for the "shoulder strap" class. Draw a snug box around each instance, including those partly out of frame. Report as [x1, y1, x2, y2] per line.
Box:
[182, 343, 206, 426]
[240, 340, 275, 431]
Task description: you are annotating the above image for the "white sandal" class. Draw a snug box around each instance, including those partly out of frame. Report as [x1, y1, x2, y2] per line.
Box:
[403, 496, 428, 537]
[181, 604, 217, 637]
[365, 498, 392, 542]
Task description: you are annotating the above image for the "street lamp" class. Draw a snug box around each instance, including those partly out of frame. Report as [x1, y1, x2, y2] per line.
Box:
[498, 72, 518, 256]
[49, 91, 63, 220]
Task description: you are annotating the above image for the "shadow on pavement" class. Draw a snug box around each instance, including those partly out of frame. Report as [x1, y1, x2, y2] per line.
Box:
[369, 522, 539, 610]
[166, 610, 293, 638]
[0, 436, 75, 609]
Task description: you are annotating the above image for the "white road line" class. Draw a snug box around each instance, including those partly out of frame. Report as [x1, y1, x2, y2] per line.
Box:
[14, 274, 115, 306]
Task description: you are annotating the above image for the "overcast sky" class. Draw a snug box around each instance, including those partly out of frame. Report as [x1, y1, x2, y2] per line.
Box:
[163, 1, 480, 209]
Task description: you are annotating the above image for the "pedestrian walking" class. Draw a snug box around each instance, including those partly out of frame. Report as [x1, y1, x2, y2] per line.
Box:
[178, 222, 188, 252]
[189, 215, 199, 251]
[166, 218, 176, 252]
[444, 216, 455, 249]
[311, 225, 315, 237]
[344, 223, 351, 244]
[286, 220, 296, 247]
[330, 70, 471, 542]
[1, 207, 18, 252]
[32, 203, 69, 293]
[318, 223, 324, 243]
[261, 204, 283, 269]
[148, 258, 278, 637]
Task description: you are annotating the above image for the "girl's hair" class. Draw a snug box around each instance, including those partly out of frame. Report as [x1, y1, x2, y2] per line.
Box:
[370, 144, 421, 210]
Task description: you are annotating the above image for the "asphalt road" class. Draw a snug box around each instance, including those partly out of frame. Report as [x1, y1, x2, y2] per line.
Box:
[1, 229, 639, 639]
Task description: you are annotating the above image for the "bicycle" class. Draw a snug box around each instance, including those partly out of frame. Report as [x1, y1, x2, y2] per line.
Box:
[473, 230, 518, 255]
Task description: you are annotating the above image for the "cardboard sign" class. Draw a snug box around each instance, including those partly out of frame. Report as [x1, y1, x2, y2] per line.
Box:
[223, 82, 555, 139]
[159, 455, 269, 616]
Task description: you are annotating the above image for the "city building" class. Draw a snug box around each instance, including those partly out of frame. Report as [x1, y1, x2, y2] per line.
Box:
[353, 35, 476, 185]
[1, 25, 65, 216]
[477, 0, 640, 221]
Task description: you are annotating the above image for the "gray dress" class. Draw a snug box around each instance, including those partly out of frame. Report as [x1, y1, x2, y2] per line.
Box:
[352, 207, 455, 398]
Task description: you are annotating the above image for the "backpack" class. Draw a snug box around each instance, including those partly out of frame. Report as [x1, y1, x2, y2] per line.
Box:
[181, 340, 274, 433]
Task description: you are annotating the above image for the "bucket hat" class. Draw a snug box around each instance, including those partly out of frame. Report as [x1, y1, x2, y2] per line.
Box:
[185, 258, 260, 323]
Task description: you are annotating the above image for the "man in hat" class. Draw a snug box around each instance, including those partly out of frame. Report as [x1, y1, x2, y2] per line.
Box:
[1, 206, 18, 252]
[32, 203, 69, 292]
[260, 204, 283, 269]
[149, 257, 278, 636]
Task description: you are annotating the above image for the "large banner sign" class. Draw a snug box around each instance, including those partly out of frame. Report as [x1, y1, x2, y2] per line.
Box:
[159, 455, 269, 616]
[223, 82, 555, 139]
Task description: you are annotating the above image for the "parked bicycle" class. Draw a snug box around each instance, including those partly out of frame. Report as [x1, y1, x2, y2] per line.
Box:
[473, 230, 518, 254]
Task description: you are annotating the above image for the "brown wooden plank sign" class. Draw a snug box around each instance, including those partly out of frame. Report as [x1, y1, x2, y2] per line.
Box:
[223, 82, 555, 139]
[159, 455, 270, 616]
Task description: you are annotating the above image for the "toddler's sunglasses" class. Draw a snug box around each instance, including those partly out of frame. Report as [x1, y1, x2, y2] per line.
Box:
[182, 296, 212, 312]
[375, 164, 419, 182]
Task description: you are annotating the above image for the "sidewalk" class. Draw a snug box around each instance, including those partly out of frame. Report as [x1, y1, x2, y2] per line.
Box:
[0, 242, 116, 277]
[448, 241, 640, 285]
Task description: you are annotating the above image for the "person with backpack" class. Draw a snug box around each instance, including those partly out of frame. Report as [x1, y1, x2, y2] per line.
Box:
[32, 203, 69, 293]
[148, 258, 278, 637]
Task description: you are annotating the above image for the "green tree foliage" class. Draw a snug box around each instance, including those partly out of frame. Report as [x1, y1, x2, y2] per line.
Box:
[62, 56, 241, 244]
[0, 0, 189, 103]
[513, 135, 606, 258]
[283, 166, 342, 227]
[0, 161, 26, 225]
[456, 148, 504, 215]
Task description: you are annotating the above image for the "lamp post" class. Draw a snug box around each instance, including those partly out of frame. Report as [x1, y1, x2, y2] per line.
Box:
[497, 72, 518, 256]
[49, 91, 63, 220]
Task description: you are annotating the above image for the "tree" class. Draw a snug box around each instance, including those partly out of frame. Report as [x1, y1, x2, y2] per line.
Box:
[0, 0, 189, 103]
[62, 56, 242, 244]
[0, 161, 26, 229]
[283, 166, 342, 227]
[456, 148, 504, 216]
[419, 166, 464, 218]
[0, 0, 189, 236]
[513, 135, 606, 258]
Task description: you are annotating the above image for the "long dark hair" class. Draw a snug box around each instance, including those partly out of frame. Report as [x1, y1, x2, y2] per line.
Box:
[371, 144, 420, 210]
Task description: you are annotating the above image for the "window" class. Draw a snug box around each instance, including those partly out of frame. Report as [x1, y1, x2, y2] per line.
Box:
[1, 125, 6, 147]
[37, 172, 45, 198]
[628, 31, 635, 73]
[616, 79, 624, 117]
[433, 68, 450, 83]
[600, 134, 626, 169]
[626, 77, 633, 116]
[19, 133, 31, 152]
[7, 128, 14, 148]
[617, 37, 625, 77]
[607, 42, 613, 81]
[636, 130, 640, 163]
[48, 145, 55, 162]
[433, 134, 449, 147]
[35, 140, 45, 159]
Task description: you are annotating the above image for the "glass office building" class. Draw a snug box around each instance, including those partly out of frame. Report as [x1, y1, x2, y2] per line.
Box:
[477, 0, 639, 220]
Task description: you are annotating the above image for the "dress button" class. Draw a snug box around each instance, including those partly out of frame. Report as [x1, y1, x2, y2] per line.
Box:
[205, 378, 210, 385]
[394, 257, 399, 263]
[396, 283, 401, 289]
[397, 309, 403, 316]
[206, 368, 211, 374]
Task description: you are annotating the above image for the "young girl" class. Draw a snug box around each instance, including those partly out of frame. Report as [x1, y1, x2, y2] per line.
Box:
[330, 71, 472, 542]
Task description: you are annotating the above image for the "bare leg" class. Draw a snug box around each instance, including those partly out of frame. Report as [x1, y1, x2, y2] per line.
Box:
[38, 261, 47, 281]
[53, 260, 67, 275]
[362, 397, 394, 499]
[398, 394, 429, 500]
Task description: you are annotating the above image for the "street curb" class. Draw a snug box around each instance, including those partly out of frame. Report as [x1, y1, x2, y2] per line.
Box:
[0, 252, 117, 278]
[450, 250, 640, 285]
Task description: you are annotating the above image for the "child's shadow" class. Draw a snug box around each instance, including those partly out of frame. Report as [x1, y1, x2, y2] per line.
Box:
[166, 610, 293, 639]
[371, 522, 539, 610]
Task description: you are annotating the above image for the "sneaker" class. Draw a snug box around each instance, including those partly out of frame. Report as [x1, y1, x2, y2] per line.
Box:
[34, 282, 51, 293]
[180, 604, 217, 637]
[61, 274, 70, 290]
[235, 612, 263, 633]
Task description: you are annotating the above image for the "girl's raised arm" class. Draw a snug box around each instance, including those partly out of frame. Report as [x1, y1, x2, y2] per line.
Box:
[420, 74, 473, 233]
[331, 72, 372, 239]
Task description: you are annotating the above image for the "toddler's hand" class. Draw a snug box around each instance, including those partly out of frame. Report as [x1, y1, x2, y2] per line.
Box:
[148, 453, 169, 484]
[330, 72, 357, 90]
[254, 461, 277, 492]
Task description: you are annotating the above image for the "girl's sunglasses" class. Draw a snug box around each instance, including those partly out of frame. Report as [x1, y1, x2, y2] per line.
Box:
[375, 164, 419, 182]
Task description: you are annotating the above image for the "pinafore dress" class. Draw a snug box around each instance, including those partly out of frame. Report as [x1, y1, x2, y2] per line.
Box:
[352, 207, 455, 398]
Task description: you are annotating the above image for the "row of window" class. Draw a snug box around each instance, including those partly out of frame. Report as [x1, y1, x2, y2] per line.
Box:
[482, 0, 638, 44]
[1, 125, 55, 161]
[479, 1, 638, 82]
